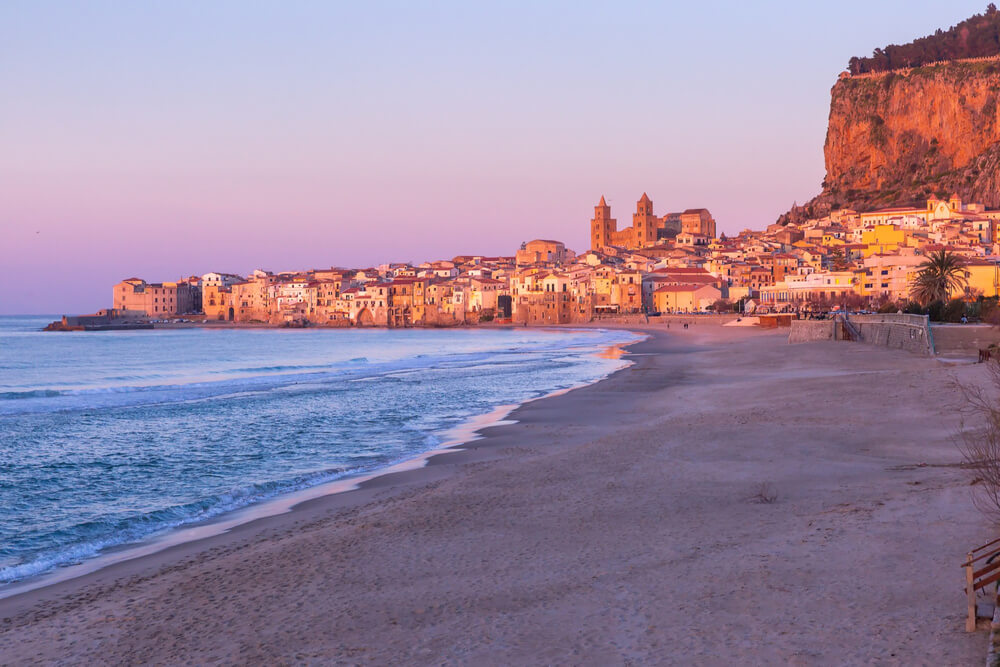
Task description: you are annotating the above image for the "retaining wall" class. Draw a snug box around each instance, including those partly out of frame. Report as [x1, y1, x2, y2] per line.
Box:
[848, 314, 934, 356]
[591, 313, 651, 325]
[788, 314, 934, 356]
[930, 324, 1000, 356]
[788, 320, 836, 343]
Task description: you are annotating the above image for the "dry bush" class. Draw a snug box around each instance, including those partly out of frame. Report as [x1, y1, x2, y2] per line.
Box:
[954, 359, 1000, 524]
[750, 482, 777, 504]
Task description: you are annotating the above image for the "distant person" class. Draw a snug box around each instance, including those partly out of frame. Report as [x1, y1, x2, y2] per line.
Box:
[962, 315, 969, 324]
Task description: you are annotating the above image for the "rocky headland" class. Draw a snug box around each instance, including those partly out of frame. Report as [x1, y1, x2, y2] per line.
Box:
[781, 6, 1000, 223]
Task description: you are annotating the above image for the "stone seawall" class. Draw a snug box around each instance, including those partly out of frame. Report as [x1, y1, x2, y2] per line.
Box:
[789, 314, 934, 356]
[591, 313, 651, 325]
[849, 314, 934, 356]
[788, 320, 836, 343]
[930, 324, 1000, 355]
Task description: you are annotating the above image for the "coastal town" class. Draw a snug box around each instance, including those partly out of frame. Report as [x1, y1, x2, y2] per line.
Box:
[17, 2, 1000, 663]
[56, 192, 1000, 329]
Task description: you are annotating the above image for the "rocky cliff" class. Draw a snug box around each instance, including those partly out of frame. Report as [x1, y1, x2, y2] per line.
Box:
[781, 59, 1000, 224]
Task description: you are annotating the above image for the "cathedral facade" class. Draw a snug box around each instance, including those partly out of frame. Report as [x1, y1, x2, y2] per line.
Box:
[590, 194, 715, 251]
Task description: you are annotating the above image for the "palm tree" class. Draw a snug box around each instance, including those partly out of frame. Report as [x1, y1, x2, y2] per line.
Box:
[909, 249, 968, 306]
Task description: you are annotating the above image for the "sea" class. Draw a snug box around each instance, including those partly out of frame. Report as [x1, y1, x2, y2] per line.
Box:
[0, 316, 640, 589]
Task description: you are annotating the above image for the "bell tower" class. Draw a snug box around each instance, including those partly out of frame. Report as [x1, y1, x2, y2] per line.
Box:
[591, 196, 616, 250]
[633, 192, 657, 246]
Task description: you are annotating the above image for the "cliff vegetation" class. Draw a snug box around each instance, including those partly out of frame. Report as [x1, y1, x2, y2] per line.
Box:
[850, 4, 1000, 74]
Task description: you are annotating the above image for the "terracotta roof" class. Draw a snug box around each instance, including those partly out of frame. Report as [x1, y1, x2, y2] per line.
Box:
[650, 267, 710, 274]
[865, 207, 921, 214]
[653, 283, 714, 293]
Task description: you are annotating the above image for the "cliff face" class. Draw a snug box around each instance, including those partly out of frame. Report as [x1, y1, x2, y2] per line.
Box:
[782, 60, 1000, 223]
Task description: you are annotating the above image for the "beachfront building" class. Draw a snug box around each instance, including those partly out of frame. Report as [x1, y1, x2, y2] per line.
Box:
[510, 269, 591, 324]
[760, 271, 856, 308]
[425, 281, 468, 324]
[641, 268, 721, 310]
[589, 266, 642, 314]
[112, 278, 198, 319]
[651, 284, 722, 313]
[203, 284, 234, 321]
[388, 277, 429, 327]
[231, 271, 276, 323]
[339, 282, 391, 326]
[271, 277, 311, 317]
[468, 277, 508, 314]
[308, 279, 351, 325]
[199, 273, 244, 320]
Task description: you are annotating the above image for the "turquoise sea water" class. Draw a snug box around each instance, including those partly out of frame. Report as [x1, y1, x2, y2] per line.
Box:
[0, 316, 639, 586]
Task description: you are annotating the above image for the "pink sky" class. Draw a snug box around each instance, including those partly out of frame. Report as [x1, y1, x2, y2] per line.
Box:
[0, 1, 987, 313]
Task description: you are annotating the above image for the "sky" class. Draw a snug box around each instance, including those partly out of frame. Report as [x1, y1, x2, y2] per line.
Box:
[0, 0, 993, 314]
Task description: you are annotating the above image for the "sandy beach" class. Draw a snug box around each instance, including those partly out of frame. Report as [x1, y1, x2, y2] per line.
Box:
[0, 324, 991, 664]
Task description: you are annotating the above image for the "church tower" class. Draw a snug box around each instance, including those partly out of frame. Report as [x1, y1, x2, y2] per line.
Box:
[632, 192, 658, 246]
[591, 196, 616, 250]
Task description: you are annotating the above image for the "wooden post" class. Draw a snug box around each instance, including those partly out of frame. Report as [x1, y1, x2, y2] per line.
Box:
[969, 552, 979, 632]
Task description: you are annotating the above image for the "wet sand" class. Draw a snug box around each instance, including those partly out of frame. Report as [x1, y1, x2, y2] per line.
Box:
[0, 325, 990, 664]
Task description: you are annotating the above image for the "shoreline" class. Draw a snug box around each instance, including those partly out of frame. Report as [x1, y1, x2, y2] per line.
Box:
[36, 312, 739, 333]
[0, 329, 643, 601]
[43, 319, 643, 332]
[0, 323, 989, 663]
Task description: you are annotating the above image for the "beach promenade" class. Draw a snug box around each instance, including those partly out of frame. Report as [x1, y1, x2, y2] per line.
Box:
[0, 325, 990, 664]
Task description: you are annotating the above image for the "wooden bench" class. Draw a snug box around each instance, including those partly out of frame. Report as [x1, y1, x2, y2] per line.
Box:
[964, 538, 1000, 631]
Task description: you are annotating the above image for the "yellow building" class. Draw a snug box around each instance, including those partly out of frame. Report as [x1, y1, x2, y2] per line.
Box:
[960, 260, 1000, 298]
[203, 284, 233, 321]
[861, 224, 906, 257]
